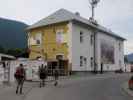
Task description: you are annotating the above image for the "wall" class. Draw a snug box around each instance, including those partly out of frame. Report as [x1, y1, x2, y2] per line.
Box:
[0, 64, 4, 84]
[71, 23, 94, 71]
[8, 60, 46, 82]
[71, 22, 124, 72]
[96, 32, 125, 71]
[29, 22, 69, 60]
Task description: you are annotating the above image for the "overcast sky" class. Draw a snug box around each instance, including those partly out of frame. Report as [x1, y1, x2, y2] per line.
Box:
[0, 0, 133, 54]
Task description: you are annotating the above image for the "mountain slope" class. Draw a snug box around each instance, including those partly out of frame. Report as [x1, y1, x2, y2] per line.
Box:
[126, 53, 133, 63]
[0, 18, 28, 49]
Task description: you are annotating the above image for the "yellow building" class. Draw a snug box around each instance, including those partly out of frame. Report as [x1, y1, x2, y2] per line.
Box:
[27, 22, 69, 61]
[27, 9, 73, 75]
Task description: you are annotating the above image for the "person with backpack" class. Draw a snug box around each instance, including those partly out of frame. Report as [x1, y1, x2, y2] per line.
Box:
[14, 64, 26, 94]
[38, 64, 47, 87]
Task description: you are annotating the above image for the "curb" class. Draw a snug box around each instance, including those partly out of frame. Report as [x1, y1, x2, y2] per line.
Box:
[121, 82, 133, 97]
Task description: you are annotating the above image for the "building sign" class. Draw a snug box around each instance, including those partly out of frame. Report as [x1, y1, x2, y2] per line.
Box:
[100, 40, 115, 64]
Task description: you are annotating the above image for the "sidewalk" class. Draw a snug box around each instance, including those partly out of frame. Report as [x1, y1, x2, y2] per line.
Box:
[121, 82, 133, 97]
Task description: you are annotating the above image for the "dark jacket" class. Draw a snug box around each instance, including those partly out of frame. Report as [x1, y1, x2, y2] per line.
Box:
[39, 67, 47, 79]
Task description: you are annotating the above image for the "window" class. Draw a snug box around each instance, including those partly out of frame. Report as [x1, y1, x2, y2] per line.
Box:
[36, 40, 41, 44]
[29, 36, 36, 45]
[28, 33, 42, 46]
[90, 57, 93, 67]
[84, 58, 87, 65]
[35, 33, 42, 45]
[56, 30, 63, 43]
[80, 56, 83, 67]
[80, 31, 83, 43]
[90, 34, 94, 45]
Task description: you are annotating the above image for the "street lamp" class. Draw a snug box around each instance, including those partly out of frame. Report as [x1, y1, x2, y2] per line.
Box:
[89, 0, 100, 20]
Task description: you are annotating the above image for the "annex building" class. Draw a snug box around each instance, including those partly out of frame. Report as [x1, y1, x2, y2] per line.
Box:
[27, 9, 125, 73]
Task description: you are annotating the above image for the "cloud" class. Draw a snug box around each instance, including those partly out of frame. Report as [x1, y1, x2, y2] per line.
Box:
[95, 0, 133, 54]
[96, 0, 133, 25]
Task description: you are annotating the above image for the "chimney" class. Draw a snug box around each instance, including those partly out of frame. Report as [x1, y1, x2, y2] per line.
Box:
[75, 12, 80, 16]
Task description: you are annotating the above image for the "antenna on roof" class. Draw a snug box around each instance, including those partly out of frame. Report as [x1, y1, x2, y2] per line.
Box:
[89, 0, 100, 21]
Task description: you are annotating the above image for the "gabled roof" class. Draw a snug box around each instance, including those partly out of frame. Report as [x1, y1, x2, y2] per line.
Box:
[27, 9, 125, 40]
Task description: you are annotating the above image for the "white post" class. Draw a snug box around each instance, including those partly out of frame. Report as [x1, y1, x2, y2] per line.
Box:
[9, 61, 15, 84]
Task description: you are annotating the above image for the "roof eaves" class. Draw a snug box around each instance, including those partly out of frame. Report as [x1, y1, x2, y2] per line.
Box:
[72, 19, 126, 41]
[26, 19, 72, 31]
[98, 29, 126, 41]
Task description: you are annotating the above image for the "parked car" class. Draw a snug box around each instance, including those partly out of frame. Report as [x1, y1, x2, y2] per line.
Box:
[128, 76, 133, 90]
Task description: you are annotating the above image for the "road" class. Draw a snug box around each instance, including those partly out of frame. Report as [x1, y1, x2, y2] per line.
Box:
[0, 73, 132, 100]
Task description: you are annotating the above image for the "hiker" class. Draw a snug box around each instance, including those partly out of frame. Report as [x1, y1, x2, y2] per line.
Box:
[14, 64, 26, 94]
[38, 64, 47, 87]
[53, 69, 59, 86]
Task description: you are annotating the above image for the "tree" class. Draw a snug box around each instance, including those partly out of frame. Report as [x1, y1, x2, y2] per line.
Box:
[0, 45, 5, 53]
[6, 48, 26, 56]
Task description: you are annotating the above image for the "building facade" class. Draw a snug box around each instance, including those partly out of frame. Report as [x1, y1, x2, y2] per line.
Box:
[27, 9, 125, 72]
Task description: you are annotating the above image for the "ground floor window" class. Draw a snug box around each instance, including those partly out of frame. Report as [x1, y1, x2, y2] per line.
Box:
[90, 57, 93, 68]
[80, 56, 83, 67]
[80, 56, 88, 67]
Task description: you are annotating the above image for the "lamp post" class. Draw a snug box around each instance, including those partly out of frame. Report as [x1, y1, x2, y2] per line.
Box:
[89, 0, 100, 20]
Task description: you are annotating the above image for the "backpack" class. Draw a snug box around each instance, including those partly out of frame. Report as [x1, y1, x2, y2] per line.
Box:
[14, 67, 24, 78]
[39, 67, 47, 79]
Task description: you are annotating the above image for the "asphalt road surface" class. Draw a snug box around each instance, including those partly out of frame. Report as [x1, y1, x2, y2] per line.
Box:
[0, 73, 132, 100]
[25, 73, 133, 100]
